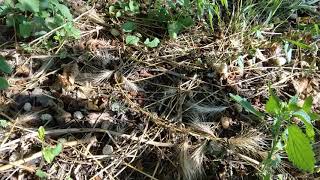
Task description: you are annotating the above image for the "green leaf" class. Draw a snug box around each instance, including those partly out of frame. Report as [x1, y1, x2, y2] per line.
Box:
[128, 0, 139, 13]
[35, 169, 47, 179]
[177, 0, 191, 8]
[125, 35, 139, 45]
[39, 0, 49, 9]
[208, 8, 214, 31]
[52, 143, 63, 155]
[108, 6, 115, 14]
[196, 0, 204, 16]
[4, 0, 15, 7]
[309, 112, 320, 121]
[63, 23, 81, 39]
[177, 16, 193, 28]
[0, 119, 9, 128]
[0, 56, 13, 74]
[303, 96, 313, 113]
[144, 38, 160, 48]
[285, 125, 315, 172]
[293, 110, 314, 141]
[229, 93, 264, 119]
[220, 0, 228, 9]
[19, 21, 33, 38]
[42, 143, 63, 164]
[122, 21, 136, 33]
[38, 126, 45, 142]
[17, 0, 40, 13]
[288, 95, 300, 111]
[56, 4, 73, 20]
[265, 88, 281, 115]
[287, 39, 311, 49]
[168, 21, 182, 39]
[0, 77, 9, 90]
[116, 11, 122, 17]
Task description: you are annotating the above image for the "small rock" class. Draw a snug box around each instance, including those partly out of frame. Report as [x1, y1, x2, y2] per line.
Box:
[274, 57, 286, 66]
[58, 138, 67, 144]
[110, 28, 120, 36]
[73, 111, 84, 120]
[9, 152, 20, 162]
[32, 88, 43, 96]
[102, 144, 113, 155]
[23, 102, 32, 112]
[40, 114, 53, 122]
[221, 116, 231, 129]
[101, 121, 110, 129]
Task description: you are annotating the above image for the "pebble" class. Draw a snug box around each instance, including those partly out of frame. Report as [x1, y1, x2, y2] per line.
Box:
[110, 28, 120, 36]
[9, 152, 20, 162]
[101, 121, 110, 129]
[40, 114, 53, 122]
[275, 57, 286, 66]
[23, 102, 32, 112]
[73, 111, 84, 120]
[102, 144, 113, 155]
[221, 116, 231, 129]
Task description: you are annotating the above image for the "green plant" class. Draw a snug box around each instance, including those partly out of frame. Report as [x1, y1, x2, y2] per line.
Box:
[37, 126, 63, 164]
[35, 169, 48, 179]
[230, 88, 319, 178]
[0, 0, 80, 41]
[108, 0, 195, 46]
[196, 0, 229, 30]
[0, 55, 13, 90]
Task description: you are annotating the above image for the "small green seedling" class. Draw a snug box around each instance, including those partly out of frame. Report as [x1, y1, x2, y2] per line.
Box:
[0, 55, 13, 90]
[231, 88, 319, 178]
[37, 126, 63, 164]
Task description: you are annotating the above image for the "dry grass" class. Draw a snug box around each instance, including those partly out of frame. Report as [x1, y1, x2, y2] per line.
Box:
[0, 0, 320, 179]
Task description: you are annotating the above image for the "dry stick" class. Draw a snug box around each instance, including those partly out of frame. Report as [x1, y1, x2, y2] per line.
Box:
[0, 137, 96, 171]
[123, 162, 158, 180]
[0, 128, 174, 151]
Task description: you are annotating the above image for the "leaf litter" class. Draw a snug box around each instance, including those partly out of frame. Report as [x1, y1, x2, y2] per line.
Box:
[0, 0, 320, 179]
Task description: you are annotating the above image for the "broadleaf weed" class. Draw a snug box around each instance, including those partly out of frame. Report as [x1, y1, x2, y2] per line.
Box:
[231, 87, 319, 178]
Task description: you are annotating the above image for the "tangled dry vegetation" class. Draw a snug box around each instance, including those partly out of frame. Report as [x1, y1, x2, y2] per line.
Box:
[0, 0, 320, 179]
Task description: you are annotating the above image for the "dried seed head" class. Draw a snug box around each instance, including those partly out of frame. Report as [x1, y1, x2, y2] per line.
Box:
[228, 130, 267, 157]
[179, 141, 206, 180]
[191, 103, 227, 115]
[93, 70, 114, 84]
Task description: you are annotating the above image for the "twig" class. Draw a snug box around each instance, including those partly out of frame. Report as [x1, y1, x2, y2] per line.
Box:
[0, 137, 96, 171]
[123, 162, 158, 180]
[0, 128, 174, 151]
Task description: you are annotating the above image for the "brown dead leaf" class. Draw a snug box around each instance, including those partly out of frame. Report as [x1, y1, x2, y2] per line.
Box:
[55, 63, 80, 90]
[62, 63, 79, 85]
[292, 78, 309, 94]
[15, 64, 30, 77]
[87, 99, 100, 111]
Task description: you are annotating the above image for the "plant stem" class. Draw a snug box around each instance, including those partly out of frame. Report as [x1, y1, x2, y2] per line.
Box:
[262, 115, 282, 174]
